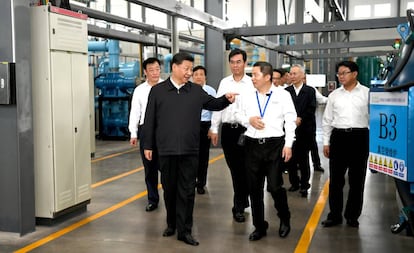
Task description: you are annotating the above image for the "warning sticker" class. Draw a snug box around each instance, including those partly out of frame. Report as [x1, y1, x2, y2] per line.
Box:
[368, 152, 407, 181]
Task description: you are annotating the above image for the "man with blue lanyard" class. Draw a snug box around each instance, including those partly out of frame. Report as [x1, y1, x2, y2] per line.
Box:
[234, 61, 297, 240]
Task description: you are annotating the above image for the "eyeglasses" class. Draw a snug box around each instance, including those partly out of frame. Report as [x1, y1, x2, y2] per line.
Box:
[336, 71, 352, 77]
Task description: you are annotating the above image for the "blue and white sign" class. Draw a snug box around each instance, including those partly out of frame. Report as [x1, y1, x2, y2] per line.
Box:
[369, 91, 408, 181]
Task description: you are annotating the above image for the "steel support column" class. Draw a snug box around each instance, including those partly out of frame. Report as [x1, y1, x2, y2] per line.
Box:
[266, 0, 279, 68]
[171, 16, 179, 54]
[205, 0, 224, 90]
[0, 0, 35, 235]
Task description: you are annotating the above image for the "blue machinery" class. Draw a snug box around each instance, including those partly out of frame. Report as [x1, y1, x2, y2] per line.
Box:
[369, 9, 414, 235]
[89, 40, 139, 139]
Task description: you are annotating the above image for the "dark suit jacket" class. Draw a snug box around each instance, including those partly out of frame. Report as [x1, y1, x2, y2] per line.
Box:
[142, 78, 230, 156]
[285, 84, 317, 138]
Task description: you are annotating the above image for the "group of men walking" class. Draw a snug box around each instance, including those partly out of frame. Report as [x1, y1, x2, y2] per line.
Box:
[128, 49, 370, 246]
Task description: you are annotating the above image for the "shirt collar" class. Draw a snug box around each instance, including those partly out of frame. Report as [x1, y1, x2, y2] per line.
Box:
[231, 74, 250, 83]
[168, 78, 191, 92]
[338, 81, 362, 92]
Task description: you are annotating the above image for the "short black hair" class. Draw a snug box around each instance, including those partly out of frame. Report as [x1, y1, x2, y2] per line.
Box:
[337, 60, 359, 73]
[228, 48, 247, 62]
[193, 65, 206, 75]
[143, 57, 161, 70]
[273, 68, 287, 76]
[253, 61, 273, 78]
[171, 52, 194, 70]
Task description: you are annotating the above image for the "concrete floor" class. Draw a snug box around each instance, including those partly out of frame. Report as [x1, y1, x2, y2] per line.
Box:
[1, 108, 414, 252]
[0, 141, 412, 253]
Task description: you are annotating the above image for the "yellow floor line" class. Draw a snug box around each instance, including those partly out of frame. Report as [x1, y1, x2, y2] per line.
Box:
[14, 191, 148, 253]
[294, 179, 330, 253]
[91, 148, 138, 163]
[14, 154, 224, 253]
[92, 153, 225, 188]
[91, 166, 144, 188]
[208, 153, 225, 164]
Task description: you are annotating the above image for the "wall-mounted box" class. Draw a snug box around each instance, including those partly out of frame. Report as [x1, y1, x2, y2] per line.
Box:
[0, 62, 15, 105]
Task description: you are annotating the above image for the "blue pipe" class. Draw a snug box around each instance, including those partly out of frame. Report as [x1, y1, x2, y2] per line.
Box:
[164, 53, 172, 73]
[107, 40, 119, 71]
[88, 41, 107, 52]
[88, 40, 120, 72]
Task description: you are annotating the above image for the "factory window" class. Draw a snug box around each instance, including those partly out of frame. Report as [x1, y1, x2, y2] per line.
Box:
[408, 2, 414, 9]
[354, 5, 371, 18]
[374, 3, 391, 17]
[130, 4, 143, 23]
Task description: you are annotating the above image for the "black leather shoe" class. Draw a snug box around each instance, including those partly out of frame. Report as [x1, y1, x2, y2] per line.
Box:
[279, 220, 291, 238]
[391, 221, 407, 234]
[249, 221, 268, 241]
[233, 212, 245, 222]
[162, 227, 175, 237]
[321, 219, 342, 227]
[145, 203, 158, 212]
[178, 233, 199, 246]
[299, 189, 308, 197]
[196, 187, 205, 194]
[346, 219, 359, 228]
[233, 211, 245, 222]
[314, 166, 325, 172]
[288, 185, 299, 192]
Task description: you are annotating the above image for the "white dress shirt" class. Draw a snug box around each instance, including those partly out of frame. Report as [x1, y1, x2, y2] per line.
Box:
[210, 74, 254, 134]
[234, 85, 297, 147]
[293, 83, 303, 95]
[322, 82, 369, 145]
[314, 86, 328, 104]
[128, 79, 163, 138]
[201, 84, 217, 121]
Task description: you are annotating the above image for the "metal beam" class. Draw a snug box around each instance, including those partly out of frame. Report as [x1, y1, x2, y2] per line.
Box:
[71, 4, 204, 44]
[331, 0, 346, 21]
[278, 39, 396, 51]
[224, 17, 406, 36]
[126, 0, 231, 31]
[87, 24, 204, 55]
[238, 36, 303, 59]
[302, 50, 398, 60]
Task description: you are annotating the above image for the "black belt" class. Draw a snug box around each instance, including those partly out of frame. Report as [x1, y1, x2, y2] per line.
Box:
[201, 121, 211, 125]
[222, 122, 242, 129]
[333, 127, 368, 133]
[245, 136, 282, 144]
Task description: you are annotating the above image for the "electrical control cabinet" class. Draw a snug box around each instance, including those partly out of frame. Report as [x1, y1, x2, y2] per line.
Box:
[31, 5, 91, 218]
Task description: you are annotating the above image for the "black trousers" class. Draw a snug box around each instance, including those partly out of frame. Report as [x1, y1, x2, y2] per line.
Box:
[310, 133, 321, 167]
[287, 133, 312, 190]
[244, 136, 290, 230]
[159, 154, 198, 236]
[327, 128, 369, 221]
[196, 121, 211, 188]
[139, 126, 159, 205]
[221, 123, 249, 213]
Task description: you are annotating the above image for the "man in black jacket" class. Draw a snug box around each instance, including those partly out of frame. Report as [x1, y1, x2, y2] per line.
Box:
[285, 64, 317, 197]
[142, 52, 237, 246]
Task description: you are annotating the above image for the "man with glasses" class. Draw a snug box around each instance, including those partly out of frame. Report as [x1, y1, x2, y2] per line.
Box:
[321, 60, 369, 228]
